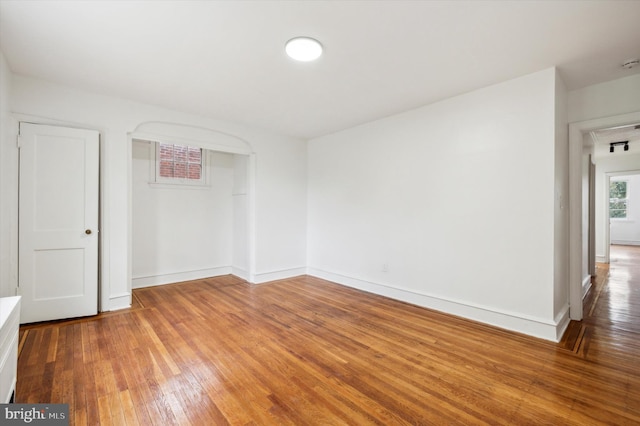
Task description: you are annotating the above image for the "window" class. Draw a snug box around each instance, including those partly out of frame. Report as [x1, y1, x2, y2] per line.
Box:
[609, 180, 628, 219]
[152, 143, 207, 186]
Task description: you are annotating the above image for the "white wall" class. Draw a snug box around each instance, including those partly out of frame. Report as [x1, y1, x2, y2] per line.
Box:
[232, 155, 249, 279]
[308, 68, 562, 340]
[568, 74, 640, 124]
[132, 141, 235, 288]
[0, 51, 17, 298]
[610, 174, 640, 246]
[253, 137, 308, 281]
[553, 69, 569, 324]
[9, 74, 307, 310]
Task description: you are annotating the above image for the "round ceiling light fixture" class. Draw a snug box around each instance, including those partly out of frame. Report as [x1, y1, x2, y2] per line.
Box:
[285, 37, 323, 62]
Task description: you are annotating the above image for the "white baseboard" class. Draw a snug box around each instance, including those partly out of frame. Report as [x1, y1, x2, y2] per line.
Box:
[132, 266, 232, 289]
[252, 267, 307, 284]
[554, 305, 571, 342]
[611, 240, 640, 246]
[596, 255, 606, 263]
[232, 266, 249, 281]
[108, 292, 132, 311]
[582, 275, 592, 299]
[307, 267, 568, 342]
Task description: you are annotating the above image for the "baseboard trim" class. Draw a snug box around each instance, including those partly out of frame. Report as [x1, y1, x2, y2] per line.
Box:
[307, 268, 566, 342]
[611, 240, 640, 246]
[132, 267, 232, 289]
[582, 275, 592, 299]
[232, 266, 249, 281]
[253, 267, 307, 284]
[554, 305, 571, 342]
[108, 292, 132, 311]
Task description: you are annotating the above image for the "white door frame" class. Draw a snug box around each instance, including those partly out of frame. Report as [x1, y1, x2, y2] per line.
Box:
[127, 122, 256, 301]
[588, 159, 596, 277]
[568, 111, 640, 320]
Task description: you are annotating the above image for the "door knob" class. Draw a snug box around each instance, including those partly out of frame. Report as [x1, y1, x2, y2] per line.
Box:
[85, 229, 92, 235]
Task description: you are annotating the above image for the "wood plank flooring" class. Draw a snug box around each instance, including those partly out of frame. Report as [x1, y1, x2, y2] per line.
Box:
[17, 246, 640, 425]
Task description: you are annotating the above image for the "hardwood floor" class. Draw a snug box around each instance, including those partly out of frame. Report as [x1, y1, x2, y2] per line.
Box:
[17, 246, 640, 425]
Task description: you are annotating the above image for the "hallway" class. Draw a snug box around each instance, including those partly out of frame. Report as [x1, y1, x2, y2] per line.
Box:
[562, 244, 640, 366]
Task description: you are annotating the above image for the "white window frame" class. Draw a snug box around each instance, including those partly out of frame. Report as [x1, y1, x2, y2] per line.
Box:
[609, 179, 629, 221]
[150, 142, 210, 188]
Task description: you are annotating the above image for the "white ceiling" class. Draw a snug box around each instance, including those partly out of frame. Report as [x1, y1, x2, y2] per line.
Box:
[1, 0, 639, 139]
[591, 124, 640, 145]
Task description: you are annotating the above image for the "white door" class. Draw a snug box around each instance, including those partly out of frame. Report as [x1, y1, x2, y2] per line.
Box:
[18, 123, 99, 323]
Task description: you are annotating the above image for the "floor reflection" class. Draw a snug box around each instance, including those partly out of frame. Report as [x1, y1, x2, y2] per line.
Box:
[601, 244, 640, 325]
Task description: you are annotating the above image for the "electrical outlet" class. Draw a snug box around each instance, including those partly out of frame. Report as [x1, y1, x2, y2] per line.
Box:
[382, 263, 388, 273]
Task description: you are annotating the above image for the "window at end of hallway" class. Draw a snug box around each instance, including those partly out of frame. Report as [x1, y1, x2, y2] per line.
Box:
[610, 180, 628, 219]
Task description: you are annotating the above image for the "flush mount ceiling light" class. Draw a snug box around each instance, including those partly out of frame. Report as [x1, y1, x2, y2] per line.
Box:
[285, 37, 323, 62]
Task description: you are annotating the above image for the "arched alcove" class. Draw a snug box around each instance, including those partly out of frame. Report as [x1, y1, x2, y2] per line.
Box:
[132, 121, 253, 154]
[128, 122, 256, 295]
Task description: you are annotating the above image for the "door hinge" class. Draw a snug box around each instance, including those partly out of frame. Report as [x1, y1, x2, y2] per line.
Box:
[16, 135, 22, 149]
